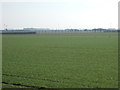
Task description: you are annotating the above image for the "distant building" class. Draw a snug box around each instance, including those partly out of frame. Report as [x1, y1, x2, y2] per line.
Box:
[23, 28, 50, 31]
[92, 28, 106, 32]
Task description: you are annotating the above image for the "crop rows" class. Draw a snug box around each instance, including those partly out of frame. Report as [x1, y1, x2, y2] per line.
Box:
[2, 32, 118, 88]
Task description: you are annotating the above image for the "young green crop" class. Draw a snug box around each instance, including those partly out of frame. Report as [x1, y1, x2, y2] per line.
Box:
[2, 32, 118, 88]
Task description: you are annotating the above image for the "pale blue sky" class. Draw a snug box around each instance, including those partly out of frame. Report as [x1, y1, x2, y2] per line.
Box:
[1, 0, 119, 29]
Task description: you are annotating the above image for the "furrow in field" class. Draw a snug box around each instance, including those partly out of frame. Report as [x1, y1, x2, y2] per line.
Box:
[3, 73, 61, 83]
[2, 81, 46, 89]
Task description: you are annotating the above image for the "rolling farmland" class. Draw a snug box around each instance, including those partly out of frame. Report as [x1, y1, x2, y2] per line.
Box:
[2, 32, 118, 88]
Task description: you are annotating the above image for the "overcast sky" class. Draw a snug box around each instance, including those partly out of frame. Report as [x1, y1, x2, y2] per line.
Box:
[0, 0, 119, 29]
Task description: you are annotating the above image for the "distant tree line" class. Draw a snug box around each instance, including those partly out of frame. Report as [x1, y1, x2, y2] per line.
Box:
[65, 28, 118, 32]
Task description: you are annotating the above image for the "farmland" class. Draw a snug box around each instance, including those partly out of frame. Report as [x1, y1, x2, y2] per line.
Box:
[2, 32, 118, 88]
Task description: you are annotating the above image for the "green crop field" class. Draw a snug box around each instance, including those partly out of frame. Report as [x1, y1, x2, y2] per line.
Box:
[2, 32, 118, 88]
